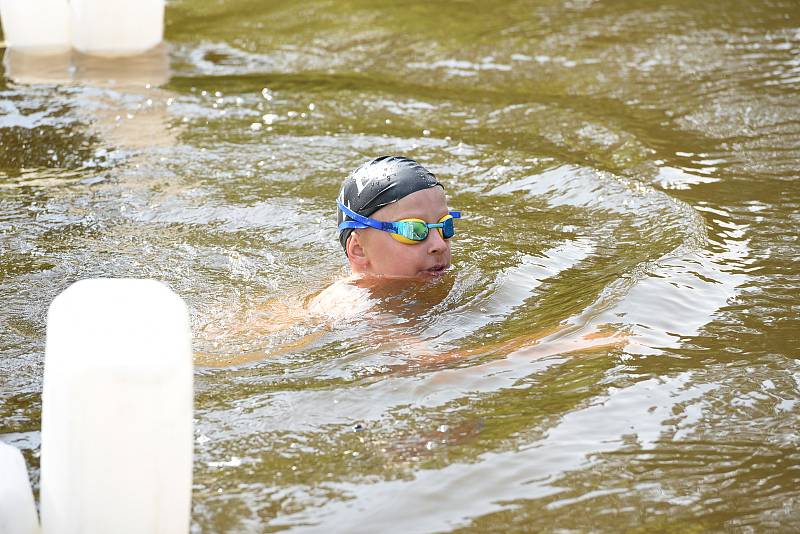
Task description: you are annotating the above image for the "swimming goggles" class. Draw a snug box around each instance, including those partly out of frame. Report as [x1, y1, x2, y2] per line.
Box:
[338, 200, 461, 244]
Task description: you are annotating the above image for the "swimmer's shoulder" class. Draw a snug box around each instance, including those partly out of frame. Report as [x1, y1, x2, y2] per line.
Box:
[307, 275, 374, 320]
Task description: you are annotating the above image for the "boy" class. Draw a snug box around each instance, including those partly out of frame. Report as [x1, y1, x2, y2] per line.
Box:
[336, 156, 461, 278]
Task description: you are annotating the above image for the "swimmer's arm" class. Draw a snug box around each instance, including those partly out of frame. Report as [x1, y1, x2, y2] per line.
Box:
[194, 328, 326, 367]
[193, 294, 325, 367]
[403, 325, 626, 364]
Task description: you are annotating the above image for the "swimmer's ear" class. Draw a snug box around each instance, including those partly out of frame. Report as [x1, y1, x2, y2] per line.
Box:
[346, 231, 369, 270]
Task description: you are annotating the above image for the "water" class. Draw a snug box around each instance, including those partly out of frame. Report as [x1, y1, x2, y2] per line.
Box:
[1, 0, 799, 531]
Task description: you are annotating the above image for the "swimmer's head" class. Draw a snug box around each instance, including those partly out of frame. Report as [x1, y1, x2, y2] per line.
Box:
[337, 156, 458, 278]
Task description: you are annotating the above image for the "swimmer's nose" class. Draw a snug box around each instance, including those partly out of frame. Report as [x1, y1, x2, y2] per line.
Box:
[426, 227, 448, 254]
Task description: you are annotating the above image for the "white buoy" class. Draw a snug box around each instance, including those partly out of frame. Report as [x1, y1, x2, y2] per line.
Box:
[70, 0, 164, 56]
[0, 0, 70, 52]
[0, 442, 40, 534]
[40, 279, 193, 534]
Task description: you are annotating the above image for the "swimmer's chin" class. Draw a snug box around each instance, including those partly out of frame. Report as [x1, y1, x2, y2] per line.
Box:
[355, 264, 453, 280]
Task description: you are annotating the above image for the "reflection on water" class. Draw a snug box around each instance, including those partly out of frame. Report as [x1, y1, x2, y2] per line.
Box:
[1, 0, 799, 532]
[2, 48, 72, 85]
[3, 43, 170, 86]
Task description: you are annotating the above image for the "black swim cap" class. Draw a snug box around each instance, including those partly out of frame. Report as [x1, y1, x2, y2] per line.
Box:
[337, 156, 442, 253]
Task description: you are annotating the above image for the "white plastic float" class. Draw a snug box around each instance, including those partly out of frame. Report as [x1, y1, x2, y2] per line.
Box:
[0, 0, 164, 55]
[1, 0, 166, 84]
[40, 279, 193, 534]
[70, 0, 165, 56]
[0, 441, 40, 534]
[0, 0, 70, 52]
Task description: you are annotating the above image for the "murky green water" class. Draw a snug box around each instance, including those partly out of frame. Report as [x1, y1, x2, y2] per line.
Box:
[2, 0, 799, 531]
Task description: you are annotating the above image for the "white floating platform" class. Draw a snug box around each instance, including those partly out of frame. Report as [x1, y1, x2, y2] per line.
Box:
[40, 279, 193, 534]
[0, 0, 70, 52]
[71, 0, 165, 56]
[0, 0, 164, 57]
[0, 441, 40, 534]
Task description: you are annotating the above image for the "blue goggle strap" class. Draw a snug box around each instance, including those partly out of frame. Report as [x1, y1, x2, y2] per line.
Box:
[337, 201, 394, 232]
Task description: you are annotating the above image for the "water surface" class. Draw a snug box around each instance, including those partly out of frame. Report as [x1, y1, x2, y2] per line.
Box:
[1, 0, 799, 531]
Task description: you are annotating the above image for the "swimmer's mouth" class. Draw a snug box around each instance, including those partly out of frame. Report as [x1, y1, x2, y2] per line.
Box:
[425, 264, 448, 275]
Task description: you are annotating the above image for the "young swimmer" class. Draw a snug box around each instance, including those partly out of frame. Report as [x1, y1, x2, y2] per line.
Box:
[336, 155, 460, 279]
[306, 156, 460, 317]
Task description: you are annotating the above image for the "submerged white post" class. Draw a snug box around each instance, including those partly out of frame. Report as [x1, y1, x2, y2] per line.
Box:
[0, 442, 40, 534]
[70, 0, 165, 56]
[0, 0, 70, 51]
[2, 48, 72, 85]
[40, 279, 193, 534]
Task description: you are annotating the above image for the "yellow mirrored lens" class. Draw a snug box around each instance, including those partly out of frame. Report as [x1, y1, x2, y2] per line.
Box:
[391, 219, 426, 244]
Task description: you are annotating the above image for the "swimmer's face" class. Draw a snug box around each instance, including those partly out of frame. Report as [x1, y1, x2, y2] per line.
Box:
[346, 187, 453, 279]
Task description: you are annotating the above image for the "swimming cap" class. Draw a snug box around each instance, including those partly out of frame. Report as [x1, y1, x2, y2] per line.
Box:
[337, 156, 442, 253]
